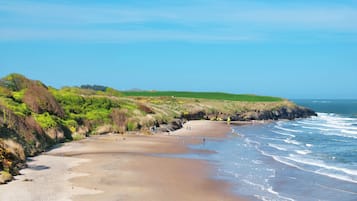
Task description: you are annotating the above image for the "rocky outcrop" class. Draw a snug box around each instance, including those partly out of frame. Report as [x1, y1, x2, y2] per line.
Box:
[181, 111, 207, 121]
[45, 127, 66, 143]
[181, 105, 316, 122]
[157, 119, 185, 132]
[233, 106, 316, 121]
[0, 139, 26, 177]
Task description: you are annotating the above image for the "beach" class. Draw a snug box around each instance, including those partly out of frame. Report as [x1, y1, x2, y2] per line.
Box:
[0, 120, 245, 201]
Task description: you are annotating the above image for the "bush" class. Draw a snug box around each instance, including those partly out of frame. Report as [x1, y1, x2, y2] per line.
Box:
[0, 97, 31, 117]
[33, 112, 57, 129]
[85, 109, 110, 121]
[61, 119, 78, 133]
[72, 133, 85, 141]
[0, 171, 13, 184]
[12, 90, 26, 102]
[126, 121, 137, 131]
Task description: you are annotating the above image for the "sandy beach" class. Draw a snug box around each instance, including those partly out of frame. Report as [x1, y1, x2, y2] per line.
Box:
[0, 120, 245, 201]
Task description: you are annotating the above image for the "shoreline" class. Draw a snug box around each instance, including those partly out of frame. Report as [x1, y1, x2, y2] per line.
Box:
[0, 120, 246, 201]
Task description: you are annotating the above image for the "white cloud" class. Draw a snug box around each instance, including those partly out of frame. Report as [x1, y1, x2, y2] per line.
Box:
[1, 0, 357, 42]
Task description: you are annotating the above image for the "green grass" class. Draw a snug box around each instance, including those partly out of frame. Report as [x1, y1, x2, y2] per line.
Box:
[123, 91, 283, 102]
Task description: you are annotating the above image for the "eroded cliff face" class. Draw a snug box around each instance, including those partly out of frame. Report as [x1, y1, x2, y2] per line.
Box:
[233, 105, 317, 121]
[0, 103, 59, 183]
[0, 74, 66, 183]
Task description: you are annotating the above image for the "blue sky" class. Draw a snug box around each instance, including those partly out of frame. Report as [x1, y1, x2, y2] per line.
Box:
[1, 0, 357, 99]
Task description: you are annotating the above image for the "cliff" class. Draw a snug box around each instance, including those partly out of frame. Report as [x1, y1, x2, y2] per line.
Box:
[0, 73, 316, 183]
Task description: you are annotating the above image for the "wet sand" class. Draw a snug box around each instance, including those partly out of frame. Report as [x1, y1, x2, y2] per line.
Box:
[0, 120, 245, 201]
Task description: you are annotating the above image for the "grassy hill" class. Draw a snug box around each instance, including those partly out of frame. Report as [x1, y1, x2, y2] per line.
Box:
[0, 73, 315, 183]
[123, 91, 283, 102]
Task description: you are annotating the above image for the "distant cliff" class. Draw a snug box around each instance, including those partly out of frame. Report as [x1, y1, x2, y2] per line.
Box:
[0, 73, 316, 183]
[181, 105, 316, 121]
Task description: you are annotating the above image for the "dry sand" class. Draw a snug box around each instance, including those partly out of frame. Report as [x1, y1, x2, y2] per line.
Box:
[0, 120, 245, 201]
[0, 145, 101, 201]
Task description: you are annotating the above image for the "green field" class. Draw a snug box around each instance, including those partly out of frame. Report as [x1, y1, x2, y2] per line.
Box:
[122, 91, 283, 102]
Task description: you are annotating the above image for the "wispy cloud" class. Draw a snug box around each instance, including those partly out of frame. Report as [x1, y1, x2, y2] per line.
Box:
[1, 0, 357, 42]
[0, 28, 259, 43]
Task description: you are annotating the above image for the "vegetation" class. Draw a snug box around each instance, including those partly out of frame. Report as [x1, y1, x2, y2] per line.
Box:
[80, 84, 108, 92]
[0, 73, 314, 181]
[0, 170, 12, 184]
[33, 113, 58, 129]
[123, 91, 283, 102]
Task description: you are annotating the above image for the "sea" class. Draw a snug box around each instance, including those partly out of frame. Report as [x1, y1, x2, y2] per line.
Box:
[188, 100, 357, 201]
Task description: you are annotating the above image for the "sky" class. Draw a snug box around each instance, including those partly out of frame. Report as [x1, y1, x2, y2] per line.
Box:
[0, 0, 357, 99]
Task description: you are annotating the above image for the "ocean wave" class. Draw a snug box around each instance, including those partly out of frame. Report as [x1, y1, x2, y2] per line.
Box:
[242, 179, 266, 191]
[341, 129, 357, 135]
[295, 150, 312, 155]
[301, 126, 331, 131]
[268, 143, 288, 151]
[242, 179, 296, 201]
[274, 125, 302, 133]
[259, 148, 357, 184]
[285, 155, 357, 183]
[298, 122, 357, 139]
[299, 121, 357, 131]
[272, 130, 296, 138]
[258, 137, 283, 142]
[283, 139, 301, 145]
[245, 138, 261, 146]
[314, 169, 357, 185]
[317, 113, 357, 122]
[259, 150, 303, 171]
[305, 144, 313, 147]
[266, 187, 295, 201]
[320, 132, 357, 139]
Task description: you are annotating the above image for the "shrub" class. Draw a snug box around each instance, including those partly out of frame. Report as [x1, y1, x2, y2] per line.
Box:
[126, 121, 137, 131]
[0, 171, 13, 183]
[72, 133, 85, 141]
[12, 90, 26, 102]
[85, 109, 110, 121]
[110, 108, 127, 132]
[104, 87, 123, 97]
[33, 112, 57, 129]
[0, 97, 31, 117]
[61, 119, 78, 133]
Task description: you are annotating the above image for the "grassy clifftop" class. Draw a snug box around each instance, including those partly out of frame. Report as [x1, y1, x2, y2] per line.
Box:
[123, 91, 283, 102]
[0, 73, 315, 183]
